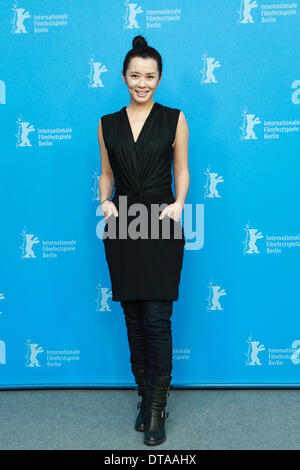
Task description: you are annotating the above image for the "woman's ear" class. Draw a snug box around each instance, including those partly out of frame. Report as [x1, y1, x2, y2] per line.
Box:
[157, 72, 163, 87]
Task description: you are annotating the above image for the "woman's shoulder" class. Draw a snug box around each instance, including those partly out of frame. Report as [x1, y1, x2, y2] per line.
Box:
[158, 103, 182, 125]
[158, 102, 181, 119]
[100, 107, 123, 123]
[159, 102, 180, 111]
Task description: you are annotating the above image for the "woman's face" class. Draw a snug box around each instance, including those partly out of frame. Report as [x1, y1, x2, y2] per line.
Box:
[122, 56, 162, 104]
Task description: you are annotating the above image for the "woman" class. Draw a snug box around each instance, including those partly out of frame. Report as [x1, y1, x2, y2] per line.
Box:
[97, 35, 189, 446]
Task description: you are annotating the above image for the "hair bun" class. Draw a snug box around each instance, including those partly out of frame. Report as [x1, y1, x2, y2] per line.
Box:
[132, 35, 148, 50]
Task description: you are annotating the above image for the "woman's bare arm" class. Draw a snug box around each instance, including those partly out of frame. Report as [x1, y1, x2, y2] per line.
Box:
[97, 118, 118, 216]
[173, 111, 190, 210]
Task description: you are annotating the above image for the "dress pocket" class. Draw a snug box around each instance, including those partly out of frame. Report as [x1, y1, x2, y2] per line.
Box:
[165, 214, 179, 223]
[160, 214, 184, 242]
[103, 213, 118, 240]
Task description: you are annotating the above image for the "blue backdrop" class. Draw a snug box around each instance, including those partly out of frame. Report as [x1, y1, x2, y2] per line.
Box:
[1, 0, 300, 388]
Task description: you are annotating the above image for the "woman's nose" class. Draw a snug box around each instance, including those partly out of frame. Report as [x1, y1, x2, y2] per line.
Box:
[138, 78, 146, 87]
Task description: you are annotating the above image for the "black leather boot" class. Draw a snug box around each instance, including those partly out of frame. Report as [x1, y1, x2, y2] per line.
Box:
[131, 365, 149, 432]
[144, 374, 172, 446]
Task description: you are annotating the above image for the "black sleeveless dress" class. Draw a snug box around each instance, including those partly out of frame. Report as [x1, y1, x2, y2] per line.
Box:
[101, 101, 185, 301]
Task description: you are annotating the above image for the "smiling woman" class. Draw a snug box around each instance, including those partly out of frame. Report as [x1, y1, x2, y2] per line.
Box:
[97, 34, 189, 447]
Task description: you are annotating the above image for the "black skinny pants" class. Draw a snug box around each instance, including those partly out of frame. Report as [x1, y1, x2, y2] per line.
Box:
[120, 300, 173, 376]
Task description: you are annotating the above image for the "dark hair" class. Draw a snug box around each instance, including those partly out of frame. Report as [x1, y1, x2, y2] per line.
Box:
[123, 35, 162, 78]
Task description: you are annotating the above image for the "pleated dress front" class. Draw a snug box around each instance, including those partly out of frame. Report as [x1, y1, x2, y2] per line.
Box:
[101, 101, 185, 301]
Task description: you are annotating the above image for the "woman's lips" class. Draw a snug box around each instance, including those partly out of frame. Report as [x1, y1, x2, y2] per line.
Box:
[135, 91, 148, 96]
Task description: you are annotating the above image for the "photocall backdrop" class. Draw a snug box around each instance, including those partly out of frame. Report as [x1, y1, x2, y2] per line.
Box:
[1, 0, 300, 389]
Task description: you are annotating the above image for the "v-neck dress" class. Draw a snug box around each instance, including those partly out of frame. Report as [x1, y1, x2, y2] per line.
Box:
[100, 102, 185, 301]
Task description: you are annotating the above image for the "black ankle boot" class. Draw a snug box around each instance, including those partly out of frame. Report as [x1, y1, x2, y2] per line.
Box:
[131, 365, 149, 432]
[144, 374, 172, 446]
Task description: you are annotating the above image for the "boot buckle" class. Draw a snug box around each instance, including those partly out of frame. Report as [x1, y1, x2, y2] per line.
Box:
[137, 401, 141, 409]
[161, 410, 169, 419]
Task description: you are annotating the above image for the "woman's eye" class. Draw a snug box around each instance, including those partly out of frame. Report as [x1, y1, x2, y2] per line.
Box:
[131, 75, 154, 79]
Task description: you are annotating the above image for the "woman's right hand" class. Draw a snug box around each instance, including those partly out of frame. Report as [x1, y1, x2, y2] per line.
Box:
[101, 200, 119, 221]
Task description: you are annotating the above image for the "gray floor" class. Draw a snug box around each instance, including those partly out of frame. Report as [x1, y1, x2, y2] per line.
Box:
[0, 388, 299, 450]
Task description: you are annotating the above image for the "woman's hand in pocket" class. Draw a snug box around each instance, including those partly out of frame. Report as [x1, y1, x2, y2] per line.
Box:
[101, 201, 119, 221]
[158, 202, 182, 223]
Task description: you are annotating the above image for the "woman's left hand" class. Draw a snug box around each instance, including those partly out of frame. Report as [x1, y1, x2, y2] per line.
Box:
[159, 202, 183, 223]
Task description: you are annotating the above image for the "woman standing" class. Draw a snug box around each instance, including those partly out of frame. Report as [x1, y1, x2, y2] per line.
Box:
[98, 35, 189, 446]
